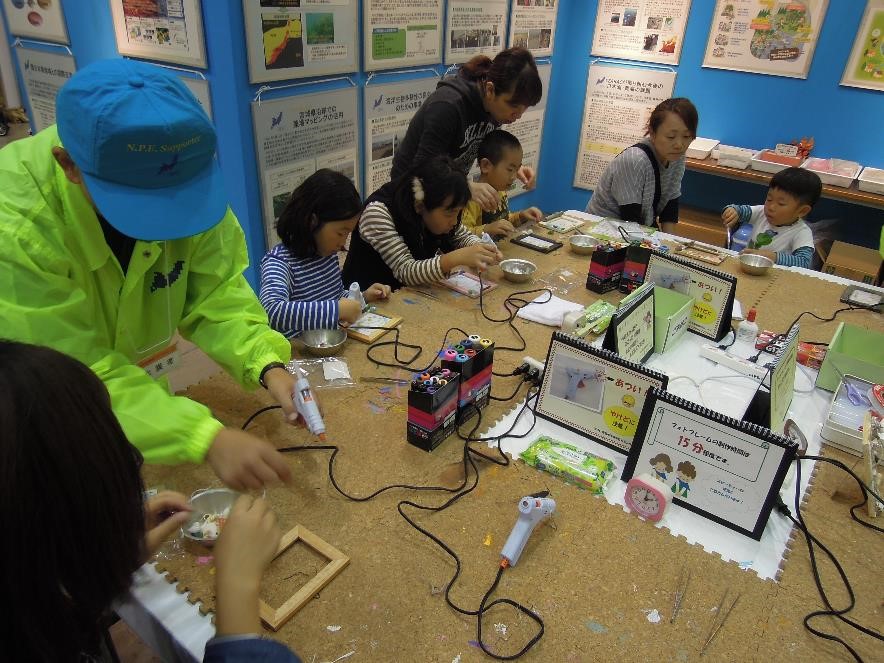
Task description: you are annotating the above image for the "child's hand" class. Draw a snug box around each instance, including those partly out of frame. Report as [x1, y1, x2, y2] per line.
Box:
[448, 243, 502, 273]
[485, 219, 516, 235]
[721, 207, 739, 228]
[519, 207, 543, 224]
[363, 283, 391, 302]
[338, 297, 362, 324]
[741, 248, 776, 263]
[143, 491, 192, 558]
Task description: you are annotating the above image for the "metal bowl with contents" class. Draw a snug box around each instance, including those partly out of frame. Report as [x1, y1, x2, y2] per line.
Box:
[569, 235, 601, 255]
[739, 253, 773, 276]
[301, 328, 347, 356]
[499, 258, 537, 283]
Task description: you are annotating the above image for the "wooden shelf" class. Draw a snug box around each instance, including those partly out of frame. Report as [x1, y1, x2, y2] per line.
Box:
[685, 157, 884, 210]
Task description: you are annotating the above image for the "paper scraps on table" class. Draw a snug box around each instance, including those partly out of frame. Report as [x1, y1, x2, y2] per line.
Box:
[196, 555, 213, 565]
[326, 624, 342, 632]
[644, 609, 662, 624]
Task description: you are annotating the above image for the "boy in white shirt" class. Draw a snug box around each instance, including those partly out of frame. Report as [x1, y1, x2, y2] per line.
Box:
[721, 167, 822, 269]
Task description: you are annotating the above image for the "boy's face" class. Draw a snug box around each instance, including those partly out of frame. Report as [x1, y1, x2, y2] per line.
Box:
[479, 145, 523, 192]
[764, 188, 811, 226]
[315, 215, 358, 257]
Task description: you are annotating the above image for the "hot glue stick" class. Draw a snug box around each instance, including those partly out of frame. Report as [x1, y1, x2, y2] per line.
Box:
[294, 376, 326, 441]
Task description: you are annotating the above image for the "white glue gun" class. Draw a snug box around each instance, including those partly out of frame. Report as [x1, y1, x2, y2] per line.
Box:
[500, 492, 556, 567]
[347, 281, 367, 313]
[294, 376, 326, 441]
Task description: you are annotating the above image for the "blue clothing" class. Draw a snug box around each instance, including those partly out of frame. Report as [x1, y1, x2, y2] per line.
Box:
[260, 244, 347, 338]
[672, 479, 691, 498]
[204, 635, 301, 662]
[724, 204, 815, 269]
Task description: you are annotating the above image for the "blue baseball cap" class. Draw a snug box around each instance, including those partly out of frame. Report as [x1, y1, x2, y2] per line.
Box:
[56, 58, 226, 240]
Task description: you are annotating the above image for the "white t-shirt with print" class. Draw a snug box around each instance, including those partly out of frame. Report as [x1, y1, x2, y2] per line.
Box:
[743, 205, 814, 253]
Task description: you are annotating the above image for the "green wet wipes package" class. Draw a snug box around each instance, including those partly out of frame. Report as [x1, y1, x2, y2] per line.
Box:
[520, 436, 616, 495]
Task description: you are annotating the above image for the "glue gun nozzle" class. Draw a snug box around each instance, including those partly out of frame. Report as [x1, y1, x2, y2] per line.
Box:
[318, 433, 327, 442]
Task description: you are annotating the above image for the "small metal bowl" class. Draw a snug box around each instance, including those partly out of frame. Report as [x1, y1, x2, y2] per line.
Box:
[182, 488, 238, 547]
[739, 253, 773, 276]
[499, 258, 537, 283]
[301, 328, 347, 356]
[569, 234, 601, 255]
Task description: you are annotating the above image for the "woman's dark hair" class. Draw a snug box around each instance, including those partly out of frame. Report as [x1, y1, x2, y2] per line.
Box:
[646, 97, 699, 138]
[461, 47, 542, 107]
[380, 155, 471, 257]
[275, 169, 363, 258]
[0, 341, 146, 661]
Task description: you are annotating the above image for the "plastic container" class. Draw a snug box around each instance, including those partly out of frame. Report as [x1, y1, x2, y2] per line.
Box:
[686, 137, 720, 159]
[735, 308, 759, 345]
[857, 167, 884, 194]
[751, 150, 804, 174]
[716, 145, 757, 169]
[802, 158, 861, 188]
[729, 222, 753, 252]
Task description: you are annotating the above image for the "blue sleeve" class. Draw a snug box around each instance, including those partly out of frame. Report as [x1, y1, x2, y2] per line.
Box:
[724, 204, 753, 225]
[775, 246, 813, 269]
[259, 254, 339, 337]
[203, 636, 301, 663]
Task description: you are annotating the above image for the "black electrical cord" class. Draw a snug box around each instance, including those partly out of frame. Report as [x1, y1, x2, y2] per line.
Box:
[477, 272, 553, 354]
[775, 456, 884, 662]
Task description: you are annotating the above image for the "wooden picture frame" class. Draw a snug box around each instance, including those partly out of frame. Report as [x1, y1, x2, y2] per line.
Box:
[259, 525, 349, 632]
[346, 310, 403, 344]
[510, 232, 563, 253]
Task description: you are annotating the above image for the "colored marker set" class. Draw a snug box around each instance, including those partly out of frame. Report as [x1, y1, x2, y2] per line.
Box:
[407, 366, 461, 452]
[440, 334, 495, 424]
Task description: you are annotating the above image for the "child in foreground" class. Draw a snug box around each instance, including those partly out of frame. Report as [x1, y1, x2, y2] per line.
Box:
[461, 130, 543, 237]
[721, 167, 821, 269]
[342, 155, 502, 289]
[260, 169, 391, 338]
[0, 340, 300, 662]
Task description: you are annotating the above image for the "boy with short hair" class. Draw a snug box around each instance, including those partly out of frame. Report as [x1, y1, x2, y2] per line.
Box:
[461, 129, 543, 237]
[721, 167, 822, 269]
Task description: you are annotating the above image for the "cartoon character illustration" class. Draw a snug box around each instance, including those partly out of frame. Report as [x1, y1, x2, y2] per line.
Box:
[650, 453, 673, 482]
[749, 230, 777, 249]
[671, 460, 696, 498]
[622, 394, 636, 408]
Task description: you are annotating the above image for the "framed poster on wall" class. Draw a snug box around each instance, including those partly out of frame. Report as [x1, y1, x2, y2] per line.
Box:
[252, 86, 360, 249]
[701, 0, 829, 79]
[591, 0, 692, 65]
[242, 0, 358, 83]
[841, 0, 884, 92]
[363, 0, 443, 72]
[14, 46, 76, 132]
[109, 0, 207, 68]
[4, 0, 69, 44]
[505, 61, 550, 199]
[445, 0, 507, 65]
[508, 0, 559, 58]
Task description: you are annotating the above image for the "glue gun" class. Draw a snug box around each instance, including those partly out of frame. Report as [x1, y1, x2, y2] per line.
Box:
[293, 376, 326, 441]
[500, 491, 556, 567]
[347, 281, 367, 313]
[564, 368, 603, 401]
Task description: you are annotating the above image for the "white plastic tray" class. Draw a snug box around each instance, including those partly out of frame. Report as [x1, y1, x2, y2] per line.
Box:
[750, 151, 804, 174]
[802, 158, 862, 188]
[686, 137, 720, 160]
[858, 166, 884, 194]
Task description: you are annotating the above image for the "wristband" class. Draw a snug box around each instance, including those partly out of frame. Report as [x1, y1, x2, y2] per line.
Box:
[259, 362, 287, 389]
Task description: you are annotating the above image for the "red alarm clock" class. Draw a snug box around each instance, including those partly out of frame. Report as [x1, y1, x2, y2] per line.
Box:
[625, 473, 673, 522]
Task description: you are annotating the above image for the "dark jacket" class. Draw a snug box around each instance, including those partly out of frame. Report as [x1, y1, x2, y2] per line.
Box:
[390, 72, 498, 179]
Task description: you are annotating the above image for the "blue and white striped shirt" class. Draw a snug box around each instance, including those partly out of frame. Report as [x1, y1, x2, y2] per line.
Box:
[259, 244, 346, 338]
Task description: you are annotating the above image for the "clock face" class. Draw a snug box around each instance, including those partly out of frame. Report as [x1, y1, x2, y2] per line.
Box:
[629, 485, 660, 516]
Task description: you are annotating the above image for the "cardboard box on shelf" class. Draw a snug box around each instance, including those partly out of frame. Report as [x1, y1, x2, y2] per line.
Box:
[822, 241, 882, 286]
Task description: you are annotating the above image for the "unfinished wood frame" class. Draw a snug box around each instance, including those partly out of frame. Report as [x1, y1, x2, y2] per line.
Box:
[258, 525, 349, 631]
[346, 311, 403, 344]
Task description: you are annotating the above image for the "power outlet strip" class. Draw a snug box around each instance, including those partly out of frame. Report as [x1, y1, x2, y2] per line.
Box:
[699, 344, 768, 380]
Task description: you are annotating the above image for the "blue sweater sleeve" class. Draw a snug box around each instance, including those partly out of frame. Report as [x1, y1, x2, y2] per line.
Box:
[204, 636, 302, 662]
[775, 246, 813, 269]
[259, 254, 339, 338]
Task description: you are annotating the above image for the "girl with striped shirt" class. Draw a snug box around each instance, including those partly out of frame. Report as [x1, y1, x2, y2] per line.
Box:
[342, 156, 502, 290]
[260, 170, 390, 338]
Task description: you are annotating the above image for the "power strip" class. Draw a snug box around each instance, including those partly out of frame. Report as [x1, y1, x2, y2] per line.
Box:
[699, 344, 768, 381]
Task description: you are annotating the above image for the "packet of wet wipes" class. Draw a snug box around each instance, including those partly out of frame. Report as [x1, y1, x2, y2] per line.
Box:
[520, 436, 616, 495]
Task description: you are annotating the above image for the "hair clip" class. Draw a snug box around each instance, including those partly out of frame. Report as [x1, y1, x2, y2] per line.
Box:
[411, 177, 425, 203]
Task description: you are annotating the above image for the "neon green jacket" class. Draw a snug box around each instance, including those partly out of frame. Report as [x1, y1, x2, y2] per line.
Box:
[0, 126, 291, 464]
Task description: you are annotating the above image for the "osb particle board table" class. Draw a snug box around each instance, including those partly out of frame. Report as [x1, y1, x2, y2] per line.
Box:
[129, 231, 884, 663]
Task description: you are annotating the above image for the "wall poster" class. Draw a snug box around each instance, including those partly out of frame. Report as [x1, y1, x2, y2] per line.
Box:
[109, 0, 207, 68]
[4, 0, 69, 44]
[14, 46, 75, 132]
[509, 0, 559, 58]
[503, 61, 550, 199]
[242, 0, 358, 83]
[445, 0, 507, 65]
[702, 0, 829, 79]
[252, 87, 360, 249]
[363, 0, 443, 71]
[363, 76, 439, 195]
[591, 0, 692, 65]
[573, 62, 676, 191]
[841, 0, 884, 92]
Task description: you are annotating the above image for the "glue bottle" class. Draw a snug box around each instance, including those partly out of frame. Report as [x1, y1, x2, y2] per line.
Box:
[735, 308, 759, 347]
[347, 281, 366, 312]
[730, 222, 753, 252]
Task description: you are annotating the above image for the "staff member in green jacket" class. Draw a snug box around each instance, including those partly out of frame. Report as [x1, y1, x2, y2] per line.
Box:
[0, 59, 297, 491]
